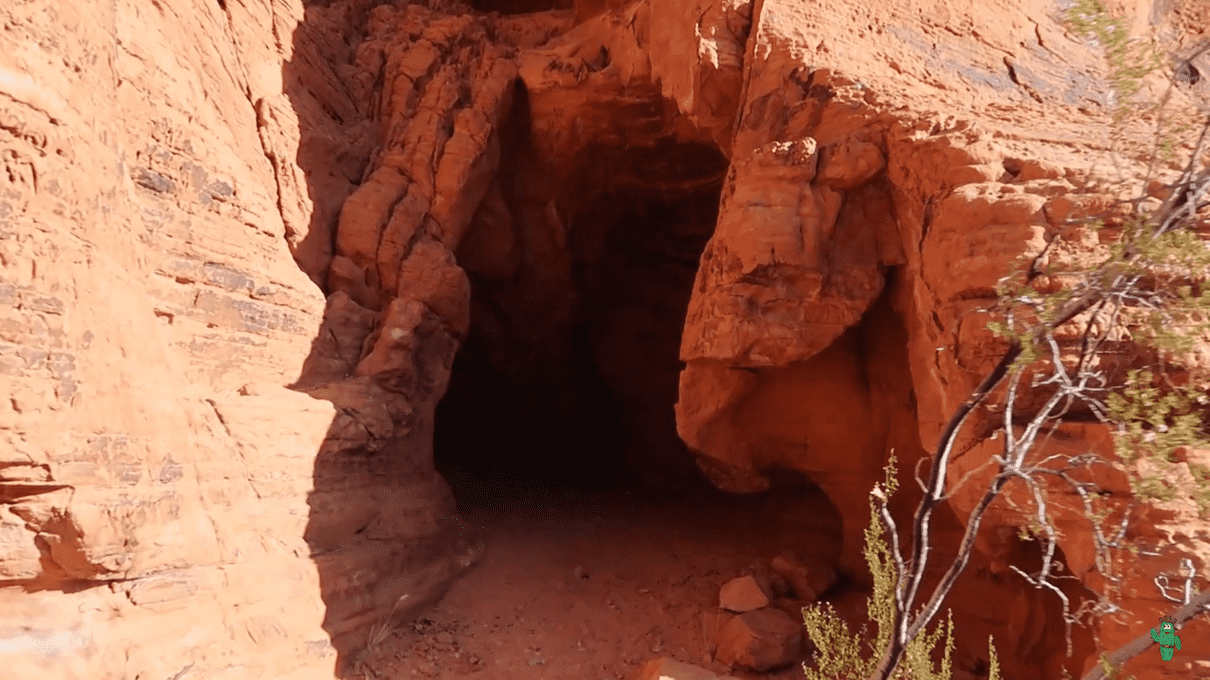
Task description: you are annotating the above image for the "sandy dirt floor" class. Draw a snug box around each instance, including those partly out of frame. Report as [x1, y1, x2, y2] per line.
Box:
[353, 473, 868, 680]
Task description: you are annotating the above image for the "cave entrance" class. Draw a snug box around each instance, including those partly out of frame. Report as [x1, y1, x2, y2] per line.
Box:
[434, 136, 729, 495]
[404, 96, 853, 680]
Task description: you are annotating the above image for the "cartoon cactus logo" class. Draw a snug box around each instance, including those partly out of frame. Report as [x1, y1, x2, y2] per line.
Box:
[1150, 615, 1182, 661]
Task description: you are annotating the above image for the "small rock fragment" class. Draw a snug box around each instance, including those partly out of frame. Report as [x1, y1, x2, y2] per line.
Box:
[770, 551, 836, 601]
[633, 657, 719, 680]
[719, 575, 771, 613]
[701, 610, 736, 656]
[714, 608, 805, 672]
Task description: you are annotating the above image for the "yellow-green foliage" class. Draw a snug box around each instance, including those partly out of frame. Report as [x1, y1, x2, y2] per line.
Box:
[988, 637, 1000, 680]
[1064, 0, 1163, 119]
[1061, 1, 1210, 516]
[1064, 0, 1205, 170]
[1106, 369, 1206, 463]
[801, 456, 1001, 680]
[984, 126, 1210, 517]
[1106, 367, 1210, 511]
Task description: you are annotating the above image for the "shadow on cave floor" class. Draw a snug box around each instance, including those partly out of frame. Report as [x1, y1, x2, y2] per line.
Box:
[352, 470, 851, 680]
[428, 367, 854, 680]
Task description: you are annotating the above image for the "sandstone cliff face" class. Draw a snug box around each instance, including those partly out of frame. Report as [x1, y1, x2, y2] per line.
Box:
[0, 0, 463, 678]
[2, 0, 1207, 679]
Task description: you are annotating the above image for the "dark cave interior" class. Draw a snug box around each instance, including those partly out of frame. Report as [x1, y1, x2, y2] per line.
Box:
[433, 135, 730, 492]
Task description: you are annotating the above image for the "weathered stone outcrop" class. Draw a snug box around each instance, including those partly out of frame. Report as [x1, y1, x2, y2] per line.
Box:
[0, 0, 487, 678]
[0, 0, 342, 675]
[671, 0, 1208, 677]
[298, 3, 520, 672]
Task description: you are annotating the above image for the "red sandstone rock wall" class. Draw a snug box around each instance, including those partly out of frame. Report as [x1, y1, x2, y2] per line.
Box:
[0, 0, 471, 677]
[3, 0, 1208, 678]
[672, 0, 1209, 675]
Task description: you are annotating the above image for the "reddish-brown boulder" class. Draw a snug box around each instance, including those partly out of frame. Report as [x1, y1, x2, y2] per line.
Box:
[719, 575, 772, 613]
[714, 607, 805, 671]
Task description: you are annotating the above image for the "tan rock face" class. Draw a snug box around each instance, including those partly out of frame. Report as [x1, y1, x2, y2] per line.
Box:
[681, 138, 897, 369]
[4, 0, 1207, 678]
[671, 0, 1206, 676]
[0, 0, 487, 678]
[0, 0, 353, 676]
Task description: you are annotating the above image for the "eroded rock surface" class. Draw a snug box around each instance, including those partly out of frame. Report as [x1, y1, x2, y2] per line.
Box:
[4, 0, 1209, 678]
[0, 0, 482, 678]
